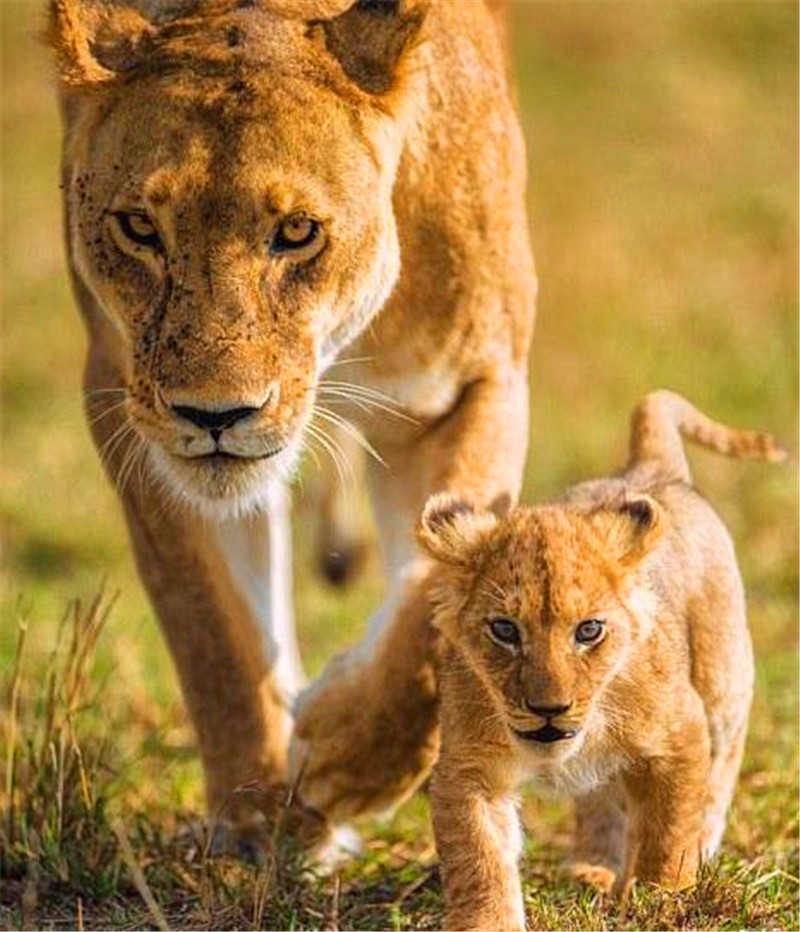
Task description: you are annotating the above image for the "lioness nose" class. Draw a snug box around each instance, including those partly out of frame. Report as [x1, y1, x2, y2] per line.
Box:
[525, 701, 573, 718]
[171, 404, 259, 433]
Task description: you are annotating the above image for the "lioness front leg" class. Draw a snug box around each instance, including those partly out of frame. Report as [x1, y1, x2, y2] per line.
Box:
[86, 356, 309, 851]
[291, 374, 529, 821]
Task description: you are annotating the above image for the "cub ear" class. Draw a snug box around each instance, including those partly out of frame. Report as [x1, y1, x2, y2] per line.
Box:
[310, 0, 428, 94]
[47, 0, 155, 89]
[589, 494, 665, 566]
[417, 493, 498, 567]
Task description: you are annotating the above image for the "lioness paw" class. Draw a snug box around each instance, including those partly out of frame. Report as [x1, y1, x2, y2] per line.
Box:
[568, 860, 618, 894]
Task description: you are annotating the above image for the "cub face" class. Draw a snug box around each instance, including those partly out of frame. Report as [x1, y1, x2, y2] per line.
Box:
[418, 493, 665, 760]
[51, 0, 424, 515]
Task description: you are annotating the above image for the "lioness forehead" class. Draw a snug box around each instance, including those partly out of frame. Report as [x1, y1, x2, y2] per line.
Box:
[78, 68, 376, 214]
[125, 4, 315, 76]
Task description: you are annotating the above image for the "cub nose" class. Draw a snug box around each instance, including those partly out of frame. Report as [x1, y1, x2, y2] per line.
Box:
[525, 701, 573, 719]
[171, 404, 259, 433]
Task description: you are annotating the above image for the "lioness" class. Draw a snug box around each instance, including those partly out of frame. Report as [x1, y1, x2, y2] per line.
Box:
[49, 0, 535, 848]
[418, 391, 784, 931]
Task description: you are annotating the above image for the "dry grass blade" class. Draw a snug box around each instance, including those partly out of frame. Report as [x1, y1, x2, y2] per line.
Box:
[3, 614, 29, 850]
[113, 818, 169, 932]
[1, 591, 122, 908]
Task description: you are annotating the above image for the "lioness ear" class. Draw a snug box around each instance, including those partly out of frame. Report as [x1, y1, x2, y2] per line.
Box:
[310, 0, 427, 94]
[417, 493, 498, 567]
[47, 0, 155, 89]
[590, 494, 665, 566]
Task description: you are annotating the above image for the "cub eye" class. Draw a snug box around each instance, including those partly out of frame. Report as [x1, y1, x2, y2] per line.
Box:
[488, 618, 521, 647]
[575, 619, 605, 646]
[271, 214, 323, 257]
[113, 211, 163, 251]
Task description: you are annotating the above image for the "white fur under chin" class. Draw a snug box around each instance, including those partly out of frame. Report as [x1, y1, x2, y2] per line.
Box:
[147, 439, 303, 522]
[517, 714, 628, 799]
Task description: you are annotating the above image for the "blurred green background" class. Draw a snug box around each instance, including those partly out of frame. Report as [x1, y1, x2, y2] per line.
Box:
[2, 0, 797, 851]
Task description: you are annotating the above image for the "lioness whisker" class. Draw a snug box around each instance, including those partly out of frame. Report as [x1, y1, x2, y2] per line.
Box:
[86, 399, 129, 428]
[323, 355, 375, 370]
[318, 379, 407, 410]
[304, 422, 353, 488]
[317, 387, 418, 424]
[299, 435, 322, 472]
[118, 435, 147, 502]
[313, 405, 386, 468]
[99, 419, 136, 466]
[316, 389, 374, 419]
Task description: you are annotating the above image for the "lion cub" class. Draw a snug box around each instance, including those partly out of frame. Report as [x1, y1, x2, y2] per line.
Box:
[418, 391, 784, 932]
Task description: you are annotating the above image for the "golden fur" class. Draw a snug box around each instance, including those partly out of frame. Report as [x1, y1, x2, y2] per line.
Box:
[418, 390, 784, 931]
[49, 0, 535, 850]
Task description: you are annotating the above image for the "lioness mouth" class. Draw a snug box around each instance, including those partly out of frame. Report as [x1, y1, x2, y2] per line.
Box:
[513, 723, 577, 744]
[193, 449, 283, 464]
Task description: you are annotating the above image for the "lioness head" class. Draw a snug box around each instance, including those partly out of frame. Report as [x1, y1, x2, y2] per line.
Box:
[418, 492, 665, 760]
[50, 0, 426, 515]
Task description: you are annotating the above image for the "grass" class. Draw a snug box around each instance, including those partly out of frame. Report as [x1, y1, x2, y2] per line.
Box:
[1, 1, 797, 929]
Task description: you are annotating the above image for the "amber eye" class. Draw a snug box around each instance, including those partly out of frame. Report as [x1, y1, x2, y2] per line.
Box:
[271, 214, 323, 256]
[575, 619, 605, 646]
[488, 618, 521, 648]
[113, 211, 163, 251]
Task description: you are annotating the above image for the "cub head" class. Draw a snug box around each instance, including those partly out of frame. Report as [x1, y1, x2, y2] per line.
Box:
[418, 492, 666, 758]
[49, 0, 426, 516]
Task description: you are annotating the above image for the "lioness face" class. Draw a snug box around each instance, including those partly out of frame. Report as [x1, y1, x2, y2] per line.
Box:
[60, 9, 409, 516]
[419, 495, 663, 761]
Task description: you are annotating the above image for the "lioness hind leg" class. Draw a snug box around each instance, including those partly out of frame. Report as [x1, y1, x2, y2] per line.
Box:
[569, 781, 629, 893]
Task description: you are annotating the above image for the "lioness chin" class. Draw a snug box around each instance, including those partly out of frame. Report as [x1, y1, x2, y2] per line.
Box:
[418, 390, 784, 932]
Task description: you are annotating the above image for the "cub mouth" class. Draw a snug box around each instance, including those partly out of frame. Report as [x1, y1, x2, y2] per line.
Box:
[512, 723, 578, 744]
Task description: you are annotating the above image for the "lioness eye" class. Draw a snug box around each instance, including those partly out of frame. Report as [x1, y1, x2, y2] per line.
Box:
[113, 211, 162, 250]
[271, 214, 321, 255]
[575, 619, 605, 645]
[488, 618, 521, 647]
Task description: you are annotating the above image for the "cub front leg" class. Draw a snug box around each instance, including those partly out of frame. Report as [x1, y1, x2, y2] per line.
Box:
[431, 657, 525, 932]
[432, 774, 525, 932]
[625, 701, 711, 889]
[570, 781, 629, 893]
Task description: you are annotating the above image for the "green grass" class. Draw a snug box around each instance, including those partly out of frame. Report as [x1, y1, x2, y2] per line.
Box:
[1, 1, 797, 929]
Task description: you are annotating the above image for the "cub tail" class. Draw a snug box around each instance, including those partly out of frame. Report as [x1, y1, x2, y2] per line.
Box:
[628, 390, 787, 483]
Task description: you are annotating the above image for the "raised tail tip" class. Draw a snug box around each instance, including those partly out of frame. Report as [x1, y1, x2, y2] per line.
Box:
[756, 433, 790, 464]
[722, 426, 789, 465]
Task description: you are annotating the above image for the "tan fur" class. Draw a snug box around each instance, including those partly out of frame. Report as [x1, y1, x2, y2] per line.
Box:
[49, 0, 535, 847]
[418, 391, 784, 931]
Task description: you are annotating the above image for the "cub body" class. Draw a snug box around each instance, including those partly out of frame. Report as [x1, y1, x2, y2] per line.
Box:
[418, 390, 784, 931]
